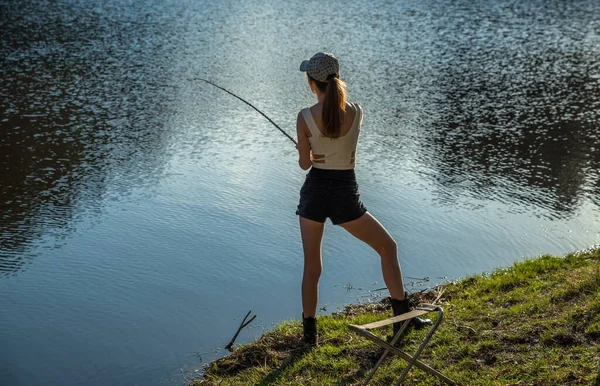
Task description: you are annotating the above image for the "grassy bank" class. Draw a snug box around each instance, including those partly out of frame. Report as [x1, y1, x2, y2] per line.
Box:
[192, 247, 600, 385]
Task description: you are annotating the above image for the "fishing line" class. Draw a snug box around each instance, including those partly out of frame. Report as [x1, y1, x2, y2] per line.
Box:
[195, 78, 297, 145]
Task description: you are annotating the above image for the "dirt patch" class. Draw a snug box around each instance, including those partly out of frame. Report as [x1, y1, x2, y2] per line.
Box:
[203, 333, 308, 378]
[542, 332, 583, 347]
[332, 298, 391, 318]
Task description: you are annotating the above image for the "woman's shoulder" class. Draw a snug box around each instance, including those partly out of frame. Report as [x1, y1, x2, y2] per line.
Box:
[297, 104, 318, 117]
[347, 101, 361, 109]
[345, 102, 363, 119]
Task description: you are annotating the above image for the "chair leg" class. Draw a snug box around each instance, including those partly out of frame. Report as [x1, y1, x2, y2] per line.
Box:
[351, 327, 455, 385]
[394, 307, 446, 385]
[362, 319, 411, 385]
[349, 306, 456, 386]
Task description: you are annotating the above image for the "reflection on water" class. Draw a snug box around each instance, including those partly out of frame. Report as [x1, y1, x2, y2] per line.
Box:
[0, 0, 599, 385]
[1, 0, 181, 274]
[420, 3, 600, 217]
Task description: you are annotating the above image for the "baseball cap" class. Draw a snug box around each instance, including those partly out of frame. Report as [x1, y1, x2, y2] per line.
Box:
[299, 52, 340, 83]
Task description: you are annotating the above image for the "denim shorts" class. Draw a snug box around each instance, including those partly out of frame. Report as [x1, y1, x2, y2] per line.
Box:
[296, 168, 367, 225]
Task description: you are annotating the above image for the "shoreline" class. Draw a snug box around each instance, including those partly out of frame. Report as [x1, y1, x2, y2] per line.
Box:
[191, 246, 600, 385]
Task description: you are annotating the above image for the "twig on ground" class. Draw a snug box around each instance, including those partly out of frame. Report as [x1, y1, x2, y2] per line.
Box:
[225, 310, 257, 352]
[405, 276, 430, 281]
[433, 286, 446, 304]
[371, 287, 388, 292]
[452, 322, 476, 334]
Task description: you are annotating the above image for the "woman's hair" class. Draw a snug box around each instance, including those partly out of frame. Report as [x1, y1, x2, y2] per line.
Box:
[308, 74, 347, 138]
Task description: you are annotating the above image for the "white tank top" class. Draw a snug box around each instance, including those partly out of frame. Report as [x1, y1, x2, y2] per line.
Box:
[301, 102, 363, 170]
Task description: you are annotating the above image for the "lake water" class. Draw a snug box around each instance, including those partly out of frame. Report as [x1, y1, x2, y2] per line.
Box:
[1, 0, 599, 385]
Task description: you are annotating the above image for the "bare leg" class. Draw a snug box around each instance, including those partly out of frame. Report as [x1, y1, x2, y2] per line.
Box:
[299, 216, 325, 317]
[339, 212, 405, 300]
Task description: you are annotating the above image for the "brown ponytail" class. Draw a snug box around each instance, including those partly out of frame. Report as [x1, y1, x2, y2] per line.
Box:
[309, 75, 348, 138]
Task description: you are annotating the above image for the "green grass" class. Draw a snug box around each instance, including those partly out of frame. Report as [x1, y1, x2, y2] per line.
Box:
[192, 247, 600, 385]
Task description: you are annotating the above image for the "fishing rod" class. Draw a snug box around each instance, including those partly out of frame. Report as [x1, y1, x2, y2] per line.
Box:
[195, 78, 297, 145]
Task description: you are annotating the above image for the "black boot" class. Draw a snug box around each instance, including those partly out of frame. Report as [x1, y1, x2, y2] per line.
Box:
[390, 295, 432, 336]
[302, 313, 317, 345]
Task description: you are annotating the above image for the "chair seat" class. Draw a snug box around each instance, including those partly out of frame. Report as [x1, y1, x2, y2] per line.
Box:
[349, 306, 433, 330]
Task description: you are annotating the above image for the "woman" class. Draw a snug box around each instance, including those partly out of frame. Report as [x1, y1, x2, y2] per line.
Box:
[295, 52, 429, 345]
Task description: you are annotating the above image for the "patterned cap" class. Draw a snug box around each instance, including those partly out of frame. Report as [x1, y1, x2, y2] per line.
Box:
[299, 52, 340, 83]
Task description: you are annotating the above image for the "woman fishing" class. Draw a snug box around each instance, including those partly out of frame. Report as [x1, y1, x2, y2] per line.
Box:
[295, 52, 430, 345]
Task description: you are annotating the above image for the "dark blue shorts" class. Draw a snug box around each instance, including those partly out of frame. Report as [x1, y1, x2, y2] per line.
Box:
[296, 168, 368, 225]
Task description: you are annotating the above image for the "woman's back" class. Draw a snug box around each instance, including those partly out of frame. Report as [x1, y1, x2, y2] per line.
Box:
[308, 102, 357, 137]
[301, 102, 363, 170]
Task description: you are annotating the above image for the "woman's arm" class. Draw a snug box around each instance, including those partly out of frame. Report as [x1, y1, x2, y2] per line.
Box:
[296, 112, 312, 170]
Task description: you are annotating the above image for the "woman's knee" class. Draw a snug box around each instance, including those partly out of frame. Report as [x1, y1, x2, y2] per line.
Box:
[376, 237, 398, 259]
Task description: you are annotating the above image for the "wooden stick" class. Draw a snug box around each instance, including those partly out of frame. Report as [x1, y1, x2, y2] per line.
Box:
[433, 286, 445, 304]
[225, 310, 257, 352]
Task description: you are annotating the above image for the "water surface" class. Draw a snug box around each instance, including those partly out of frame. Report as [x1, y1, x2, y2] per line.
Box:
[1, 0, 599, 385]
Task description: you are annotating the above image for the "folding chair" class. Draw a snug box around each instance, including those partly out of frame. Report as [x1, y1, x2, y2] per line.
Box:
[348, 303, 456, 385]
